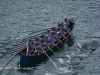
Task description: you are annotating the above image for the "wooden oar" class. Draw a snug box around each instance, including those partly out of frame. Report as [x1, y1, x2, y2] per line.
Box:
[45, 45, 55, 54]
[49, 41, 71, 64]
[66, 37, 80, 52]
[0, 46, 26, 72]
[56, 37, 71, 53]
[64, 16, 82, 51]
[49, 40, 69, 57]
[30, 27, 54, 35]
[66, 29, 81, 52]
[40, 48, 57, 68]
[67, 29, 82, 48]
[45, 44, 67, 64]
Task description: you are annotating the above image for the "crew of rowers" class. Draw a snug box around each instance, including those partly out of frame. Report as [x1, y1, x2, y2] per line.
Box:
[26, 19, 70, 56]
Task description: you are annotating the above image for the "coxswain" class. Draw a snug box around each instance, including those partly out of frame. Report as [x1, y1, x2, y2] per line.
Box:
[63, 19, 69, 27]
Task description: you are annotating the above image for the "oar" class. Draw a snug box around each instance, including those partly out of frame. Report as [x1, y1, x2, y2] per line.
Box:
[30, 27, 54, 35]
[0, 46, 26, 72]
[69, 16, 82, 49]
[48, 41, 70, 64]
[66, 37, 80, 52]
[55, 37, 71, 53]
[54, 43, 66, 54]
[66, 29, 81, 52]
[45, 45, 55, 54]
[67, 29, 82, 49]
[52, 41, 72, 64]
[65, 16, 83, 51]
[45, 44, 66, 64]
[40, 48, 57, 68]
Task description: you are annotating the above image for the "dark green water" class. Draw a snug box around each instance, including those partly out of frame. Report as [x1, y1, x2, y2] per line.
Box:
[0, 0, 100, 75]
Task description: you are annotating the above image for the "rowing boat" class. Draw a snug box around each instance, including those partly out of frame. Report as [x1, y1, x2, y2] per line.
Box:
[18, 18, 75, 67]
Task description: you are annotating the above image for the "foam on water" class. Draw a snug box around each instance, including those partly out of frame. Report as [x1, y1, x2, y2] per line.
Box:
[57, 67, 72, 73]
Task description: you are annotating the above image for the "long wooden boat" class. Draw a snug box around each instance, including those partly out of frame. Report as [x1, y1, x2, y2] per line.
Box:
[18, 18, 75, 67]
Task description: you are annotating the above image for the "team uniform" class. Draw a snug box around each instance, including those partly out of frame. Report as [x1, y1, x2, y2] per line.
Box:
[63, 21, 68, 26]
[30, 19, 70, 56]
[39, 37, 47, 50]
[27, 42, 33, 52]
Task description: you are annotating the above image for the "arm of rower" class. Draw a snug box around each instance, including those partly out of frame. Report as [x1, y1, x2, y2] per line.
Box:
[25, 42, 28, 47]
[68, 21, 70, 26]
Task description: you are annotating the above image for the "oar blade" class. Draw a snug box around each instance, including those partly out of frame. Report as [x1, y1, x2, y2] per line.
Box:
[66, 55, 71, 60]
[53, 62, 57, 68]
[76, 48, 81, 52]
[76, 43, 82, 48]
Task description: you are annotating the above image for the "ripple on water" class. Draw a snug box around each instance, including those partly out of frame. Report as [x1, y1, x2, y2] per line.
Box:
[87, 6, 97, 9]
[0, 54, 3, 57]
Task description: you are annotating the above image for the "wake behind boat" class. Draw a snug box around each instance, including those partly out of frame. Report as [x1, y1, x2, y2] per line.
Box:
[18, 18, 75, 67]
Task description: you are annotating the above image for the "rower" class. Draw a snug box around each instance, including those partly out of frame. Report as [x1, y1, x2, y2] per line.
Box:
[33, 38, 40, 55]
[56, 23, 61, 32]
[45, 30, 51, 39]
[39, 35, 48, 50]
[56, 32, 63, 40]
[35, 45, 43, 55]
[33, 37, 47, 55]
[45, 35, 53, 47]
[50, 28, 58, 43]
[26, 39, 34, 56]
[40, 35, 46, 44]
[61, 26, 69, 36]
[50, 27, 56, 35]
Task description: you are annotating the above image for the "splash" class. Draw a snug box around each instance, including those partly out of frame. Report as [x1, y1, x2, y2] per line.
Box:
[57, 67, 72, 73]
[66, 55, 71, 63]
[59, 58, 64, 64]
[77, 53, 88, 58]
[66, 55, 71, 60]
[11, 37, 20, 40]
[10, 33, 29, 41]
[0, 49, 6, 54]
[53, 62, 57, 68]
[19, 33, 28, 39]
[45, 73, 51, 75]
[76, 43, 82, 48]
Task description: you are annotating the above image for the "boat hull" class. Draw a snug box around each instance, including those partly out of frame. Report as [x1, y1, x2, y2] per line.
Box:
[19, 18, 75, 67]
[19, 40, 65, 67]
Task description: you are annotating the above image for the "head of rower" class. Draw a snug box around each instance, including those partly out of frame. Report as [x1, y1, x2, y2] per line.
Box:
[64, 19, 67, 22]
[46, 30, 50, 34]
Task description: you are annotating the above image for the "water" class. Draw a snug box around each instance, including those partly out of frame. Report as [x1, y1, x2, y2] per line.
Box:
[0, 0, 100, 75]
